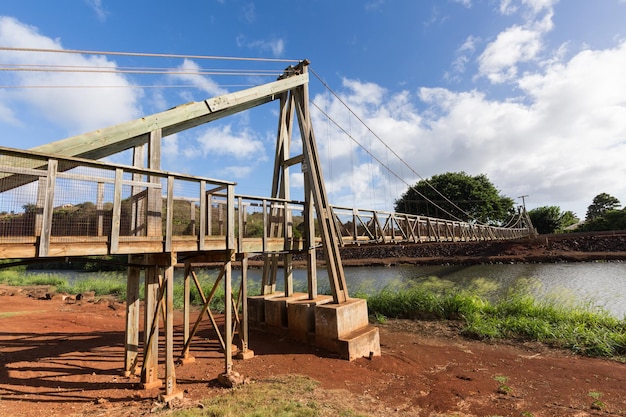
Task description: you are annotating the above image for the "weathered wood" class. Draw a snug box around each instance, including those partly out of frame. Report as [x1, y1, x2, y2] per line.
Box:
[182, 263, 191, 359]
[164, 252, 177, 396]
[304, 178, 317, 299]
[38, 159, 58, 257]
[30, 74, 308, 161]
[124, 265, 141, 376]
[110, 168, 123, 254]
[147, 130, 162, 238]
[165, 176, 174, 252]
[96, 182, 105, 237]
[142, 266, 161, 387]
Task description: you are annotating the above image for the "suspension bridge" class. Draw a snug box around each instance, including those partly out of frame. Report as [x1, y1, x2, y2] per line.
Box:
[0, 59, 534, 401]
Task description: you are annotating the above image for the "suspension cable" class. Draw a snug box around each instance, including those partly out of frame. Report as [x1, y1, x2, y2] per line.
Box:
[310, 67, 481, 223]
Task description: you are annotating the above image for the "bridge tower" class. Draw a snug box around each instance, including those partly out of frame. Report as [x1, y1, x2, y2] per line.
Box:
[250, 61, 381, 361]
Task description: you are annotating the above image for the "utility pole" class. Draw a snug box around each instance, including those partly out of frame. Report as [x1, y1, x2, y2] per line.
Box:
[517, 195, 529, 211]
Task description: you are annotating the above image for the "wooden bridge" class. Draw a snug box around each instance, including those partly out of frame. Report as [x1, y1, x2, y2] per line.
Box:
[0, 61, 534, 401]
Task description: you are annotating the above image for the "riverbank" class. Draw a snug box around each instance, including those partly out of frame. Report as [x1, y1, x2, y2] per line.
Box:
[324, 232, 626, 267]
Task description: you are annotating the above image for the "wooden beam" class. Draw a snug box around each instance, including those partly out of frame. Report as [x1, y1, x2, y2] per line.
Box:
[30, 74, 308, 161]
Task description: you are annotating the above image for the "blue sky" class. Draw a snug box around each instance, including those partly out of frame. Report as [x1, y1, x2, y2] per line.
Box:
[1, 0, 626, 219]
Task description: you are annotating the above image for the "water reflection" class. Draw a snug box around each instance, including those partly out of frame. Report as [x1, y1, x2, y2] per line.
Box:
[26, 261, 626, 318]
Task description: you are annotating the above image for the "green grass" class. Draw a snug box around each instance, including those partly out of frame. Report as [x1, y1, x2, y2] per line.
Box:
[365, 282, 626, 359]
[169, 375, 369, 417]
[0, 269, 228, 311]
[0, 269, 68, 287]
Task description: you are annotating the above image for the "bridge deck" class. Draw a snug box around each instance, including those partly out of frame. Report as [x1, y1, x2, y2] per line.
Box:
[0, 146, 531, 263]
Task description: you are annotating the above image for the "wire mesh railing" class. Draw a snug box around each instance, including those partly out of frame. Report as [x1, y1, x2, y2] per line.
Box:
[0, 146, 235, 258]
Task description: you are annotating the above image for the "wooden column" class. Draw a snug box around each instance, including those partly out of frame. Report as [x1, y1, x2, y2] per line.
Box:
[147, 130, 162, 238]
[124, 263, 141, 376]
[304, 173, 318, 299]
[181, 262, 194, 363]
[163, 252, 182, 401]
[142, 265, 161, 388]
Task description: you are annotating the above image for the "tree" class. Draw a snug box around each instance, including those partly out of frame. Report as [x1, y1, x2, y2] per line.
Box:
[586, 193, 621, 220]
[528, 206, 579, 234]
[580, 209, 626, 232]
[394, 172, 515, 225]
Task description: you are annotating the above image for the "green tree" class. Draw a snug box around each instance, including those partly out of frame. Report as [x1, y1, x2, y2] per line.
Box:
[394, 172, 515, 225]
[528, 206, 579, 234]
[585, 193, 621, 220]
[580, 209, 626, 232]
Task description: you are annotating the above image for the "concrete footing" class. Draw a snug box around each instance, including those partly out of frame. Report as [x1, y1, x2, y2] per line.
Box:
[248, 295, 381, 361]
[287, 295, 333, 343]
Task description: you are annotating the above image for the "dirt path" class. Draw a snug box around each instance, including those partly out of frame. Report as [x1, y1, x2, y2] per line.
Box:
[1, 287, 626, 416]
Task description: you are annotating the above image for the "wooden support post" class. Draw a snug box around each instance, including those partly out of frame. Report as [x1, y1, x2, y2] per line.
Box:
[124, 263, 141, 376]
[304, 174, 318, 299]
[147, 130, 162, 238]
[34, 176, 46, 238]
[240, 256, 249, 351]
[224, 184, 235, 375]
[38, 159, 58, 257]
[131, 144, 146, 236]
[96, 182, 105, 237]
[165, 176, 174, 252]
[163, 252, 182, 401]
[224, 252, 233, 375]
[199, 181, 206, 250]
[142, 265, 161, 388]
[110, 168, 123, 254]
[181, 262, 193, 363]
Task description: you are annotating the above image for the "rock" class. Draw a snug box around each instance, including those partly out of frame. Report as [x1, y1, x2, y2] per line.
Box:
[217, 371, 249, 388]
[77, 291, 96, 302]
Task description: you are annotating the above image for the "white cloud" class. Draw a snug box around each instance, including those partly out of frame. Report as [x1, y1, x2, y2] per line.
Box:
[0, 16, 142, 136]
[168, 59, 228, 97]
[311, 40, 626, 217]
[241, 3, 256, 23]
[478, 25, 543, 83]
[236, 35, 285, 57]
[85, 0, 108, 22]
[446, 35, 480, 81]
[452, 0, 473, 8]
[186, 124, 266, 161]
[479, 0, 557, 83]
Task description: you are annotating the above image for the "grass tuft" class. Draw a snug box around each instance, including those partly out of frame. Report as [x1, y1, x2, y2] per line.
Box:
[365, 283, 626, 359]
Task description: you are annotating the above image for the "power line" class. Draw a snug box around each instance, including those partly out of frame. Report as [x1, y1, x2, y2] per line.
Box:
[0, 84, 255, 89]
[0, 46, 300, 63]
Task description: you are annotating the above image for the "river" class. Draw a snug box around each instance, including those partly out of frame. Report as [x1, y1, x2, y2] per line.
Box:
[25, 261, 626, 318]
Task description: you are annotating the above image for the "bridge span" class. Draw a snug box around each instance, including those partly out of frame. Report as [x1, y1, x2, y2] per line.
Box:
[0, 60, 534, 402]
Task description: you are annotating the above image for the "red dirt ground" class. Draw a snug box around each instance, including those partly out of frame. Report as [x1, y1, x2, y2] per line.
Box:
[1, 284, 626, 417]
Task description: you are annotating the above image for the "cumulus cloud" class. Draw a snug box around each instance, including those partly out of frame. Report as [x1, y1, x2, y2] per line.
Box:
[479, 0, 557, 83]
[186, 124, 266, 161]
[236, 35, 285, 57]
[311, 40, 626, 217]
[168, 59, 228, 97]
[478, 25, 543, 83]
[0, 16, 142, 137]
